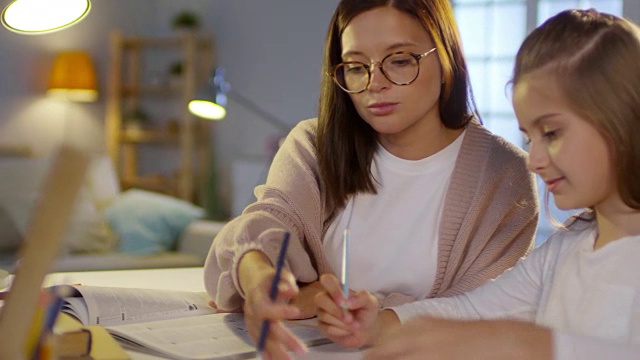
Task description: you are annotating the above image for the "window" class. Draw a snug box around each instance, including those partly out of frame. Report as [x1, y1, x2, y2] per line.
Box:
[453, 0, 624, 245]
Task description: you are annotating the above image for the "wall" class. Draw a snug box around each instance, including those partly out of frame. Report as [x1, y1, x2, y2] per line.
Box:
[0, 1, 153, 155]
[625, 1, 640, 24]
[191, 1, 341, 215]
[0, 0, 339, 216]
[0, 1, 637, 217]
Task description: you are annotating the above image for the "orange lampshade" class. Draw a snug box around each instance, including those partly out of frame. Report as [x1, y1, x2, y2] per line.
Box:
[47, 50, 98, 102]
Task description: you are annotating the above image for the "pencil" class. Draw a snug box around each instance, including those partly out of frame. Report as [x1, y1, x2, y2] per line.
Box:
[341, 229, 350, 309]
[256, 232, 291, 357]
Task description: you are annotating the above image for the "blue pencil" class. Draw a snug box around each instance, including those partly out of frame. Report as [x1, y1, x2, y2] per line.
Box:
[256, 232, 290, 357]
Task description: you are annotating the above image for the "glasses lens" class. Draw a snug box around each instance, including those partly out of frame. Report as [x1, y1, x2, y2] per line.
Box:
[381, 53, 419, 85]
[334, 62, 369, 93]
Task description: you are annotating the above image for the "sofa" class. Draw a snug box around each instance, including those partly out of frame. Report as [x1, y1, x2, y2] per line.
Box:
[0, 150, 225, 273]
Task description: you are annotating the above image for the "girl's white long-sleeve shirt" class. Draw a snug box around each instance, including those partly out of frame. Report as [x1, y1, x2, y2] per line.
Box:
[391, 216, 640, 359]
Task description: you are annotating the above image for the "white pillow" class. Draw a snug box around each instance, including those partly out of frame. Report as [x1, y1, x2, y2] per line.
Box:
[0, 156, 118, 254]
[85, 154, 121, 208]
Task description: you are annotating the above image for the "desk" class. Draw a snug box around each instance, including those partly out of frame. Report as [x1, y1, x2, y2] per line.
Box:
[47, 267, 363, 360]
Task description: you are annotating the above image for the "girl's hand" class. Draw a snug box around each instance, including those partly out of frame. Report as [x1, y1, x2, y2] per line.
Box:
[243, 268, 307, 360]
[289, 281, 325, 319]
[208, 299, 242, 312]
[314, 273, 380, 348]
[364, 316, 553, 360]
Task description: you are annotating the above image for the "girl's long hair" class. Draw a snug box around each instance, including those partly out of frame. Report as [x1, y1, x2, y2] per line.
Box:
[512, 9, 640, 210]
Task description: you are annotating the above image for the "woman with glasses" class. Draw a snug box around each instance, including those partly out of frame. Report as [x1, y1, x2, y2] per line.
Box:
[204, 0, 538, 358]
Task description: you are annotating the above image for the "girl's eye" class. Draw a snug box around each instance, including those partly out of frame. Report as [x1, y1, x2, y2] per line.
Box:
[542, 129, 558, 141]
[540, 124, 559, 142]
[522, 134, 531, 145]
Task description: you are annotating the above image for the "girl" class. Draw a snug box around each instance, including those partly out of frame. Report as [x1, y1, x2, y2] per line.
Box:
[204, 0, 538, 358]
[315, 8, 640, 360]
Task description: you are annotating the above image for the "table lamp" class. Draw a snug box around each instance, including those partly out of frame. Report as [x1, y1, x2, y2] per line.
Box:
[47, 50, 98, 102]
[1, 0, 91, 35]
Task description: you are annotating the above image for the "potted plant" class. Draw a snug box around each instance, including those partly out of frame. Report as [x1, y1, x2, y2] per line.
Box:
[168, 61, 183, 86]
[172, 11, 200, 32]
[123, 107, 150, 132]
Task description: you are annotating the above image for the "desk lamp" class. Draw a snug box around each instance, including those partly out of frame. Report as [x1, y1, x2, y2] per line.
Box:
[188, 67, 290, 132]
[188, 67, 290, 220]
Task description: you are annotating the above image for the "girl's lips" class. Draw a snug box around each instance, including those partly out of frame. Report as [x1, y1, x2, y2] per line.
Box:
[368, 102, 398, 116]
[546, 177, 565, 192]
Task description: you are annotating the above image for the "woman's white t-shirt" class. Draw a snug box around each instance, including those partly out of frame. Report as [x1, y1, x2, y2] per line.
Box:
[323, 132, 465, 301]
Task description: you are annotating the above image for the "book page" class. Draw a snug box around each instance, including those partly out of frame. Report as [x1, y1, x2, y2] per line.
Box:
[60, 285, 215, 326]
[106, 313, 331, 360]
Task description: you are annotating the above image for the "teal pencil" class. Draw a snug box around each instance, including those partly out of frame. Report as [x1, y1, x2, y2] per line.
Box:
[341, 229, 350, 309]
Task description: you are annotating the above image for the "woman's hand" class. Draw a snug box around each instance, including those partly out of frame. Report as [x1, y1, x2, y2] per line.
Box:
[243, 269, 307, 360]
[314, 273, 386, 348]
[238, 251, 307, 360]
[364, 316, 553, 360]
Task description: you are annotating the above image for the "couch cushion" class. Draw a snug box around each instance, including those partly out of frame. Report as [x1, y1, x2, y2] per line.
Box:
[177, 219, 226, 256]
[104, 189, 205, 254]
[0, 156, 117, 254]
[0, 252, 205, 273]
[51, 252, 204, 272]
[0, 205, 21, 253]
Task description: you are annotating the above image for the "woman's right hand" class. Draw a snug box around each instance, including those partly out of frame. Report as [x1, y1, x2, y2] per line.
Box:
[314, 273, 381, 348]
[239, 251, 308, 360]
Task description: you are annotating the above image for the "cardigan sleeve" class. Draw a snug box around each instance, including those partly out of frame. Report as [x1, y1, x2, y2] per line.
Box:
[203, 119, 328, 311]
[431, 123, 539, 298]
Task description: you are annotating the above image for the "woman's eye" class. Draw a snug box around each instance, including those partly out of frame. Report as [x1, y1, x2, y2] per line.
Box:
[390, 58, 411, 67]
[346, 65, 366, 75]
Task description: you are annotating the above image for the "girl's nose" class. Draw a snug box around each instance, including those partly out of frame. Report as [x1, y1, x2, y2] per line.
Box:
[526, 141, 548, 173]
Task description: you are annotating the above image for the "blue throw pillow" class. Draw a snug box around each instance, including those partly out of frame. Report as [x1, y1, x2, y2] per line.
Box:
[104, 189, 205, 254]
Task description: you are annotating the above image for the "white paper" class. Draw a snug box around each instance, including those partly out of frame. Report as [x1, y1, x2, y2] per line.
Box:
[107, 313, 331, 360]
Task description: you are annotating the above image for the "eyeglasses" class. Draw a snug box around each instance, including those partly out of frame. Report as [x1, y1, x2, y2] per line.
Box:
[329, 48, 437, 94]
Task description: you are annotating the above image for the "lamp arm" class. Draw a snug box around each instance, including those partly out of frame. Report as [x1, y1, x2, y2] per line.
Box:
[228, 90, 291, 133]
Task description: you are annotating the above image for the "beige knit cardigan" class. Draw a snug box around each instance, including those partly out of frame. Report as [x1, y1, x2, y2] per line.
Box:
[204, 118, 539, 311]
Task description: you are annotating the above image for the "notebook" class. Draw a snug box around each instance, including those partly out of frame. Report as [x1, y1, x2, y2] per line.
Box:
[0, 145, 90, 359]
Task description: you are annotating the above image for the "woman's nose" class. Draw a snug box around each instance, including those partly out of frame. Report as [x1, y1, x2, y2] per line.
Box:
[367, 64, 391, 92]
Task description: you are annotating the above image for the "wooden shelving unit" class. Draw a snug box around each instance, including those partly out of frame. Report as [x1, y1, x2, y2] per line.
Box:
[105, 30, 215, 204]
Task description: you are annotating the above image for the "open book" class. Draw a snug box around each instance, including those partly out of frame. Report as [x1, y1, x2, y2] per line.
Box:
[54, 285, 330, 359]
[55, 285, 215, 326]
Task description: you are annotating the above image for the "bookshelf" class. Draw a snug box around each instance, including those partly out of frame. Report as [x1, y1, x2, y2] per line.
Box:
[105, 30, 215, 204]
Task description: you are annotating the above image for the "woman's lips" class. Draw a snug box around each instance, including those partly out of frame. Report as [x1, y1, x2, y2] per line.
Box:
[368, 102, 398, 116]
